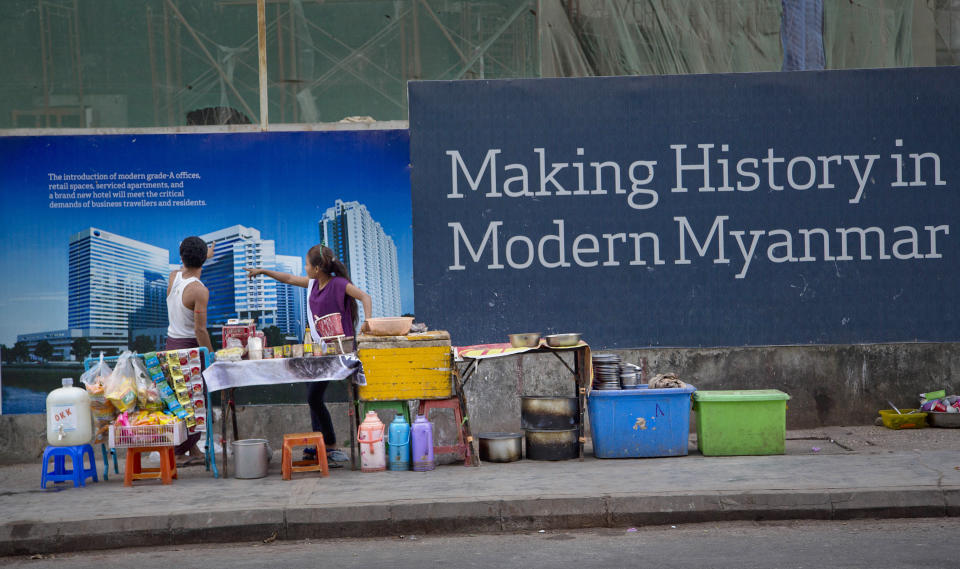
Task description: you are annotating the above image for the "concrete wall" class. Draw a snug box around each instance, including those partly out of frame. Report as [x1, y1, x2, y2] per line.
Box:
[3, 343, 957, 465]
[465, 343, 960, 431]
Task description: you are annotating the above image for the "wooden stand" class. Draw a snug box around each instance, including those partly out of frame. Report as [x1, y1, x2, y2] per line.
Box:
[353, 331, 478, 467]
[452, 363, 480, 467]
[457, 344, 591, 461]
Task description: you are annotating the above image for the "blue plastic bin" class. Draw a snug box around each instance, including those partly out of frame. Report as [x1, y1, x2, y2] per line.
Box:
[587, 385, 696, 458]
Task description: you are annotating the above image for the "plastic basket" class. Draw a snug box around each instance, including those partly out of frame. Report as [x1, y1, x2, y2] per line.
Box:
[314, 312, 344, 338]
[878, 409, 927, 430]
[109, 421, 187, 448]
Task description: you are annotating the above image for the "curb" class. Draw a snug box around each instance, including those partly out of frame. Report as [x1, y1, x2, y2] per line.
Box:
[3, 487, 959, 557]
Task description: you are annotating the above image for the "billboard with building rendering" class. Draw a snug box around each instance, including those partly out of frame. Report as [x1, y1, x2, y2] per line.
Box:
[0, 129, 412, 413]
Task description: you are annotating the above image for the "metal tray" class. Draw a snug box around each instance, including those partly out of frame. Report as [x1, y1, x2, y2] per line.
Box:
[927, 412, 960, 428]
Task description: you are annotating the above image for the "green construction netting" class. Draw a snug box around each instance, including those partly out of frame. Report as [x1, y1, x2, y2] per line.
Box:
[0, 0, 948, 129]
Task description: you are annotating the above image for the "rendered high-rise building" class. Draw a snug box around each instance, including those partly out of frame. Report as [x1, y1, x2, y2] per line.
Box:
[68, 227, 169, 331]
[200, 225, 278, 329]
[275, 254, 306, 339]
[319, 199, 401, 319]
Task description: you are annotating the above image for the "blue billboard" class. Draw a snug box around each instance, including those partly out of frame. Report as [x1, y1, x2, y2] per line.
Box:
[409, 67, 960, 348]
[0, 129, 412, 413]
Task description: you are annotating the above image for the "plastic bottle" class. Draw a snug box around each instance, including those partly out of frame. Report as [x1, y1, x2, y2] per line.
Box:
[46, 378, 93, 446]
[411, 414, 435, 472]
[357, 411, 386, 472]
[386, 414, 411, 471]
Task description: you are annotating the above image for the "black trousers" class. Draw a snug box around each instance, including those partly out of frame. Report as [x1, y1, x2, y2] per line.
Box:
[307, 381, 336, 447]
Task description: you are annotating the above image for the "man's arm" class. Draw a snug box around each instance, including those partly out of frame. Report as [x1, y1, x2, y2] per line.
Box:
[190, 285, 213, 351]
[167, 270, 178, 296]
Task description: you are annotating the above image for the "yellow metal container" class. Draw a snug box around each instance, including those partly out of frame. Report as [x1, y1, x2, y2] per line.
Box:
[357, 331, 452, 401]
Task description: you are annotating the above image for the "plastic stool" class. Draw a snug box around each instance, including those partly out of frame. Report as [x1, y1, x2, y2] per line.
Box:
[360, 400, 411, 425]
[282, 432, 329, 480]
[124, 447, 178, 486]
[41, 444, 98, 488]
[418, 398, 471, 466]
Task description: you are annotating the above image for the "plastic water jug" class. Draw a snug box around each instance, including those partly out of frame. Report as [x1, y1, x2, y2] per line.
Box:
[386, 414, 411, 471]
[357, 411, 386, 472]
[46, 378, 93, 446]
[411, 414, 435, 471]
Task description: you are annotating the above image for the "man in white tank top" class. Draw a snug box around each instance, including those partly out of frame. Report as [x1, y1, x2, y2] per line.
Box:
[165, 236, 213, 466]
[166, 237, 213, 351]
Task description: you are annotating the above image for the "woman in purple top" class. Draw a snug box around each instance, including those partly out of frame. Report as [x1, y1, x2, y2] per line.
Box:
[245, 245, 372, 464]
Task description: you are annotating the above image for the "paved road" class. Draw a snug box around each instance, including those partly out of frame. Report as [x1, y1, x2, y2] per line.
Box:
[8, 517, 959, 569]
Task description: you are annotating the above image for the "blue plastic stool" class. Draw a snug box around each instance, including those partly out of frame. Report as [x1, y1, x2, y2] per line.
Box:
[41, 444, 98, 488]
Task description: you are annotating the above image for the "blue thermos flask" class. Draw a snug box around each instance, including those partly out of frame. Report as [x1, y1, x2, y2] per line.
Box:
[386, 414, 411, 471]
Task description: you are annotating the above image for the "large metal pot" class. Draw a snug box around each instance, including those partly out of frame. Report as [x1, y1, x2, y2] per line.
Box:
[525, 428, 578, 460]
[478, 432, 523, 462]
[232, 439, 272, 479]
[521, 396, 578, 430]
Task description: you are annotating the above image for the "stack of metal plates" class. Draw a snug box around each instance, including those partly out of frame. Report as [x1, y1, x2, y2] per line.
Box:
[592, 353, 622, 390]
[619, 363, 641, 388]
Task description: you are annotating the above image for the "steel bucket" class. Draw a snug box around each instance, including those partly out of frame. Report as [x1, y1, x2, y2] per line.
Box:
[232, 439, 272, 479]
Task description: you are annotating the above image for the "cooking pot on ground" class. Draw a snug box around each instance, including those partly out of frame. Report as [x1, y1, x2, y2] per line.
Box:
[525, 428, 578, 460]
[478, 432, 523, 462]
[232, 439, 272, 479]
[521, 396, 578, 430]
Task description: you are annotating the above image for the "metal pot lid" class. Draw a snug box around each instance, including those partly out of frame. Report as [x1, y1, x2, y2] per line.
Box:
[521, 395, 577, 400]
[478, 432, 523, 439]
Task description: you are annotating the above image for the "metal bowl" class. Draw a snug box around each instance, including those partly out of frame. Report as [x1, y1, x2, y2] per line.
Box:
[509, 333, 541, 348]
[544, 333, 581, 347]
[478, 432, 523, 462]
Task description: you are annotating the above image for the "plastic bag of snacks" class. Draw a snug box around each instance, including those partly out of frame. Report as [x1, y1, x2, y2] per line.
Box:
[215, 347, 245, 362]
[130, 410, 176, 426]
[81, 351, 112, 394]
[131, 356, 163, 411]
[104, 351, 138, 413]
[82, 352, 117, 442]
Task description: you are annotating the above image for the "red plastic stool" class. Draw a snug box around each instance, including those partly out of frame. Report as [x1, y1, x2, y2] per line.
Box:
[281, 432, 329, 480]
[418, 397, 471, 466]
[124, 446, 177, 486]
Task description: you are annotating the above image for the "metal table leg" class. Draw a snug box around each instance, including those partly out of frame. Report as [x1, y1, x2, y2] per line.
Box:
[220, 388, 229, 478]
[575, 348, 586, 461]
[348, 378, 359, 471]
[205, 386, 219, 478]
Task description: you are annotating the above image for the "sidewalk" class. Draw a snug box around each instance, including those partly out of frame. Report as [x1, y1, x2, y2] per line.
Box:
[2, 425, 958, 557]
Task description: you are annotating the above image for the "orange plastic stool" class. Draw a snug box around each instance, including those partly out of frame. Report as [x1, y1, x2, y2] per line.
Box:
[124, 446, 177, 486]
[418, 398, 471, 466]
[281, 432, 329, 480]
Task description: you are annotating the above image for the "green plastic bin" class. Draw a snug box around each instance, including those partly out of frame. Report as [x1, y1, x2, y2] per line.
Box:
[692, 390, 790, 456]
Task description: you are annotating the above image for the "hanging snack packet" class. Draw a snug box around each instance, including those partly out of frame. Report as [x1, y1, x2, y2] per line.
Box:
[132, 356, 163, 411]
[104, 351, 138, 413]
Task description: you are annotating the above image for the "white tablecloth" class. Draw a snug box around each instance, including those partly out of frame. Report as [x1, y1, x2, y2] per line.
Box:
[202, 354, 365, 392]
